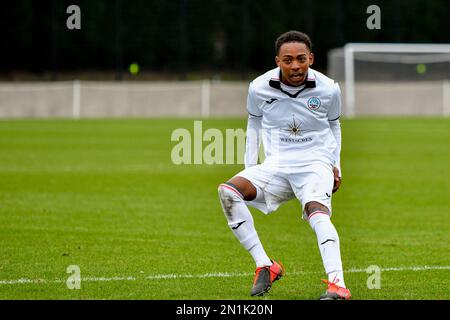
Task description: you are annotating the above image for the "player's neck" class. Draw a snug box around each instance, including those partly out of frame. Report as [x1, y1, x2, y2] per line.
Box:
[280, 78, 307, 91]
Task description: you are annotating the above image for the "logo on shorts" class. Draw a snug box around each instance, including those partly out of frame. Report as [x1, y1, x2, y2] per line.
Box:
[307, 97, 321, 110]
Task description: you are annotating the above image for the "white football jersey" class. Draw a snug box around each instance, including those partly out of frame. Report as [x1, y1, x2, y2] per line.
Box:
[246, 67, 341, 167]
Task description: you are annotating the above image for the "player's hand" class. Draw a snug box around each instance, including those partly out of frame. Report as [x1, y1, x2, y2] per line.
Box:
[332, 167, 341, 193]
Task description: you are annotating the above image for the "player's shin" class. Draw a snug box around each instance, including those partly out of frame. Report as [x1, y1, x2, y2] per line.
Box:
[218, 184, 271, 267]
[308, 212, 346, 288]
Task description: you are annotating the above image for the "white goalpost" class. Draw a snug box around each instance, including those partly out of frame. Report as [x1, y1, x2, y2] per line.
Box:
[329, 43, 450, 117]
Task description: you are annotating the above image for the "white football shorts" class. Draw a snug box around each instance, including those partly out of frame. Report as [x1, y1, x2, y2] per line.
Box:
[235, 161, 335, 220]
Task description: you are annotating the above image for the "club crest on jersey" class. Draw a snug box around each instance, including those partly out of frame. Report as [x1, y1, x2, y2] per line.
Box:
[307, 97, 321, 110]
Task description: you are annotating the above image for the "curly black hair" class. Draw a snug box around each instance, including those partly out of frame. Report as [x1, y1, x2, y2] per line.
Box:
[275, 31, 312, 55]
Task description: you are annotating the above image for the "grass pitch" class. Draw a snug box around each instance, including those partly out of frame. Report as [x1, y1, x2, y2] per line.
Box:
[0, 117, 449, 300]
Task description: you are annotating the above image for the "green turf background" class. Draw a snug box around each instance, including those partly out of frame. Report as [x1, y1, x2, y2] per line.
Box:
[0, 118, 449, 299]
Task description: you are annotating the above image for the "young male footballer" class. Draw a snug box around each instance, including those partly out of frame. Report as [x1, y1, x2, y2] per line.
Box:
[218, 31, 351, 300]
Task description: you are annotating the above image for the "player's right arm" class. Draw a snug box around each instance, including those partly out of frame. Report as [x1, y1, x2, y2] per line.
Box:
[328, 81, 342, 192]
[244, 83, 262, 168]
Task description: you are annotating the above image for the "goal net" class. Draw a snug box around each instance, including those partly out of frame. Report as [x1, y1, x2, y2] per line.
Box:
[328, 43, 450, 117]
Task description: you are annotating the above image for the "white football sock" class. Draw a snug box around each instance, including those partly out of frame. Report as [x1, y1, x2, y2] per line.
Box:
[308, 211, 346, 288]
[218, 184, 272, 267]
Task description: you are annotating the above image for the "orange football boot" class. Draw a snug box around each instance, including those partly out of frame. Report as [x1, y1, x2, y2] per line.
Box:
[250, 259, 285, 296]
[320, 279, 352, 300]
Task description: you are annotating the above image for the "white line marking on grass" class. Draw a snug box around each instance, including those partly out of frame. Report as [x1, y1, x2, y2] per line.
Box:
[144, 272, 255, 280]
[0, 265, 449, 285]
[347, 265, 450, 273]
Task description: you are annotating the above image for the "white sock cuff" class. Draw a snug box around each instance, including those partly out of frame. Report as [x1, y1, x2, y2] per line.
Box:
[218, 183, 243, 199]
[308, 211, 331, 229]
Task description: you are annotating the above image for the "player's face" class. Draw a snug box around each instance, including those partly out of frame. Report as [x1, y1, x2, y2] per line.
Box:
[275, 42, 314, 87]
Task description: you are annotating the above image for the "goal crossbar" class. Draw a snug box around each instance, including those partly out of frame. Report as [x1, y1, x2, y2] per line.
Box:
[343, 43, 450, 117]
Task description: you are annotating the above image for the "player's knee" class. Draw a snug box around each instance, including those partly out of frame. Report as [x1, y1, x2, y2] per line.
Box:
[218, 183, 244, 201]
[226, 177, 257, 201]
[304, 201, 329, 217]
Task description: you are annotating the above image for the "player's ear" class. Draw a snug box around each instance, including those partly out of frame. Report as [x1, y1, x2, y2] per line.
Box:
[275, 56, 280, 67]
[309, 52, 314, 66]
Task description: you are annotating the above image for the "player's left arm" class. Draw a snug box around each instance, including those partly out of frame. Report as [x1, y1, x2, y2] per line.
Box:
[244, 82, 262, 168]
[328, 82, 342, 193]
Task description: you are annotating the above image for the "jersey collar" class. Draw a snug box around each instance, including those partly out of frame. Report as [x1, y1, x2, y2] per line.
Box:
[268, 67, 316, 98]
